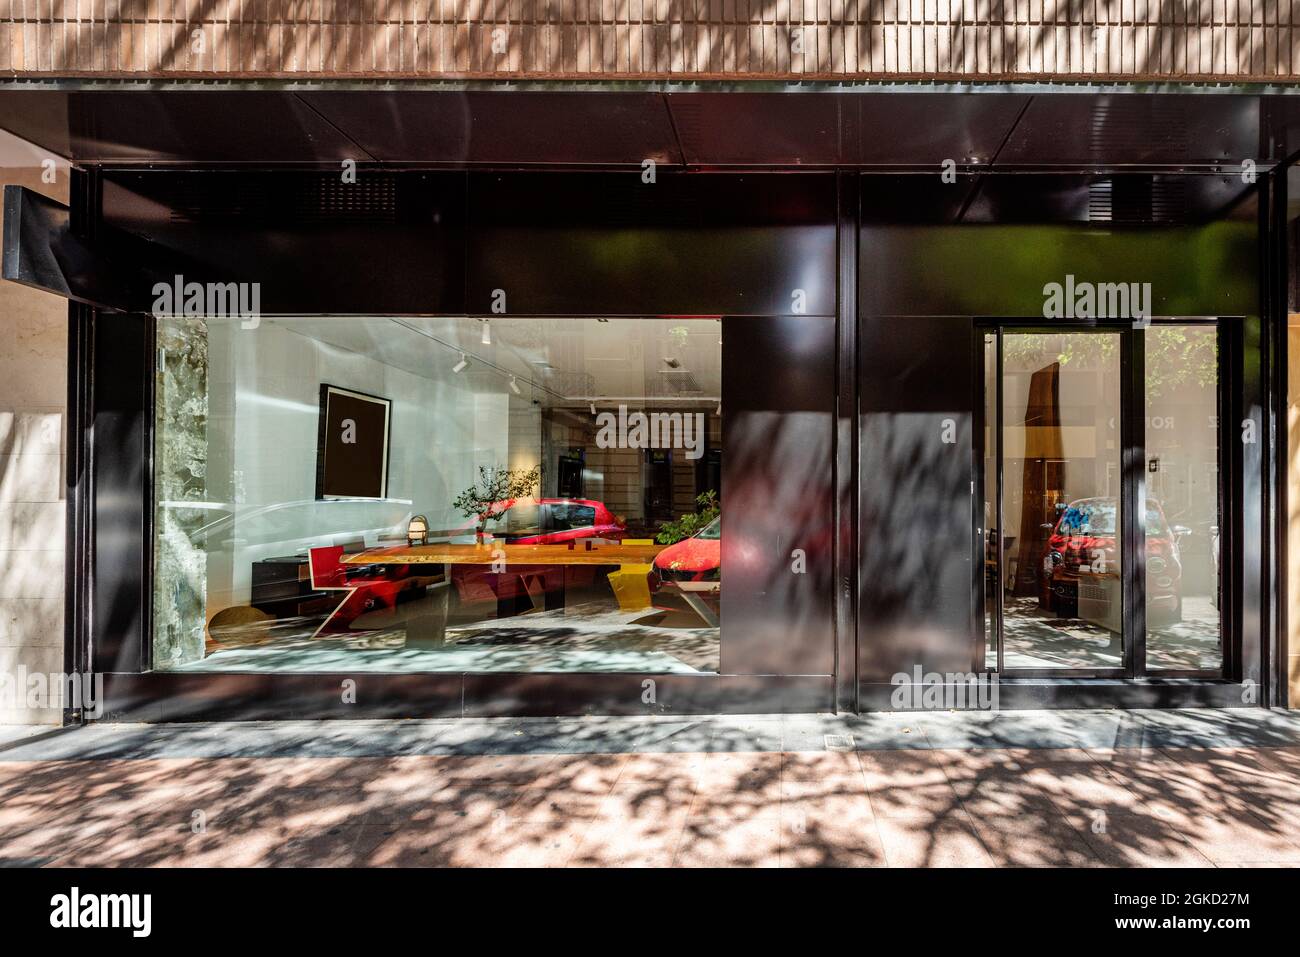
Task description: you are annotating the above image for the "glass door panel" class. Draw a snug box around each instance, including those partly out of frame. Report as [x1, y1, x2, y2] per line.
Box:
[1144, 325, 1223, 671]
[999, 332, 1124, 670]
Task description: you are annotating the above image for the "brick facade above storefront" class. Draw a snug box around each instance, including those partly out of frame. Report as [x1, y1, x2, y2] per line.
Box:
[1, 2, 1297, 82]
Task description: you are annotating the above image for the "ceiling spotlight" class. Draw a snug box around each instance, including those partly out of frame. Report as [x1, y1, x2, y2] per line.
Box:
[509, 376, 521, 395]
[452, 353, 467, 373]
[480, 320, 491, 346]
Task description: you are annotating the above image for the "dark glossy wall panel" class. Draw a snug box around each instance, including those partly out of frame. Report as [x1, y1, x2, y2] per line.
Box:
[997, 94, 1262, 168]
[721, 316, 836, 676]
[461, 674, 832, 717]
[467, 172, 837, 316]
[97, 673, 834, 720]
[0, 91, 363, 163]
[857, 314, 977, 681]
[862, 223, 1259, 318]
[91, 313, 150, 674]
[668, 93, 849, 166]
[0, 90, 1290, 172]
[649, 92, 1024, 168]
[855, 94, 1030, 167]
[861, 174, 1260, 318]
[960, 174, 1256, 227]
[100, 170, 469, 315]
[97, 169, 837, 318]
[302, 91, 682, 166]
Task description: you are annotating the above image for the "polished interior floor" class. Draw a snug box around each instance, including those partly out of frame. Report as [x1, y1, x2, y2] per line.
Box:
[185, 591, 1221, 676]
[996, 596, 1221, 671]
[180, 601, 720, 674]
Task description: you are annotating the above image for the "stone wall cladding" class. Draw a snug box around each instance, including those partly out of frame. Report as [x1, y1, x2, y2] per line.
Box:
[0, 162, 67, 726]
[0, 3, 1296, 81]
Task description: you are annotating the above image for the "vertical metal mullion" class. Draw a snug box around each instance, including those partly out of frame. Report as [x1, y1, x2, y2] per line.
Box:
[142, 308, 157, 675]
[63, 301, 92, 723]
[972, 325, 986, 674]
[64, 166, 97, 723]
[1123, 325, 1147, 677]
[1215, 318, 1232, 681]
[1221, 318, 1244, 683]
[1267, 170, 1289, 707]
[995, 326, 1005, 675]
[833, 171, 859, 714]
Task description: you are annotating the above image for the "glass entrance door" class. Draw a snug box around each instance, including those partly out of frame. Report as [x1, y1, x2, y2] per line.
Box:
[988, 329, 1125, 672]
[981, 324, 1225, 677]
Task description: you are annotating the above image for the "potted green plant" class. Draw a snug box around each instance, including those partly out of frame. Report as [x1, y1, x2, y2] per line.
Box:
[452, 465, 542, 545]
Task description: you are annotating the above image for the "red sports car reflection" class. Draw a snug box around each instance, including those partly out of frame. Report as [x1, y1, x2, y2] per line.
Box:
[1038, 496, 1183, 624]
[649, 517, 721, 623]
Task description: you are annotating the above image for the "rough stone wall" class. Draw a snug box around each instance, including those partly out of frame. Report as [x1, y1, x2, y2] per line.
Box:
[152, 316, 209, 669]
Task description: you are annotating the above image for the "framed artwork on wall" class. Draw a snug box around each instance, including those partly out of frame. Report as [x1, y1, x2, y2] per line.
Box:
[315, 384, 392, 499]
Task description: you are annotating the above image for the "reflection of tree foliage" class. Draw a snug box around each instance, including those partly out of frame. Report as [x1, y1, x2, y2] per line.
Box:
[1145, 326, 1217, 398]
[1001, 327, 1216, 399]
[1002, 333, 1117, 371]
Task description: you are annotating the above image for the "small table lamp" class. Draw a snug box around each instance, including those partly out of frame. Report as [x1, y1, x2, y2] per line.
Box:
[407, 514, 429, 547]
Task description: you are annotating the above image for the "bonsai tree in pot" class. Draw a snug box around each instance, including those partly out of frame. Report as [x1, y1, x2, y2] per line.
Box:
[452, 464, 542, 545]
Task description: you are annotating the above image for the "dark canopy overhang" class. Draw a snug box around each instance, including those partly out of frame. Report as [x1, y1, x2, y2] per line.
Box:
[0, 86, 1296, 172]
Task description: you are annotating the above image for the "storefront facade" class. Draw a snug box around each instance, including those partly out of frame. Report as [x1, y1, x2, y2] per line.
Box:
[0, 11, 1297, 721]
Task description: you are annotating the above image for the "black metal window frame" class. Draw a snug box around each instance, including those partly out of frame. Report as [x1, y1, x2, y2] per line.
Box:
[975, 317, 1236, 682]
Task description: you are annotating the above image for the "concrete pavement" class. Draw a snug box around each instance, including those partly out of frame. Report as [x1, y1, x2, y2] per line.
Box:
[1, 709, 1298, 867]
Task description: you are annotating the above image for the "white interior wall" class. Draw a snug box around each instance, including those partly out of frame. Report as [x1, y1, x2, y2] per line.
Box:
[202, 319, 519, 622]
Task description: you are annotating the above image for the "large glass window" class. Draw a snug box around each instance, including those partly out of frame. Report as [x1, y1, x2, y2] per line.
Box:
[152, 316, 723, 674]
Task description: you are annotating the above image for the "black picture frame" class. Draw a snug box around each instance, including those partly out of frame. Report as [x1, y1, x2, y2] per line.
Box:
[315, 383, 392, 500]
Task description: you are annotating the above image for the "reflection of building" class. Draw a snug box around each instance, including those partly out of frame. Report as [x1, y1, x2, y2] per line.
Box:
[1012, 360, 1062, 598]
[0, 11, 1298, 722]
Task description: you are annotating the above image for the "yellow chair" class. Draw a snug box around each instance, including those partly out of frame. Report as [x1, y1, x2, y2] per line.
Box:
[607, 539, 656, 611]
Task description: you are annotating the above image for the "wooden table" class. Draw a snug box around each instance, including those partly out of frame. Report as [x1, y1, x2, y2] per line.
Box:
[342, 542, 666, 566]
[342, 541, 668, 621]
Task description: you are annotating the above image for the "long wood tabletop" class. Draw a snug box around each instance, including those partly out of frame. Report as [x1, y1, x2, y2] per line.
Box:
[341, 542, 666, 566]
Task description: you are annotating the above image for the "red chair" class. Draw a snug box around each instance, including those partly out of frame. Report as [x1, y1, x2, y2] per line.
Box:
[307, 545, 412, 638]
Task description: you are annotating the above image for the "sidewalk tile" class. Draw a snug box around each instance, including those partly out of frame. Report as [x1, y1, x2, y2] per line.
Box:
[875, 817, 993, 868]
[1066, 811, 1216, 867]
[674, 815, 782, 867]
